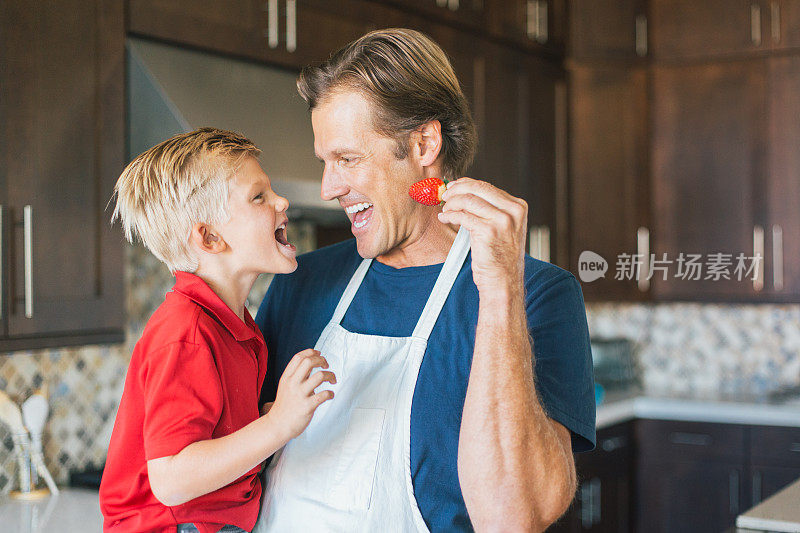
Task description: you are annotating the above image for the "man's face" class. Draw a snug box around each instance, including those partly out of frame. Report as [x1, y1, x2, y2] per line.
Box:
[312, 90, 426, 259]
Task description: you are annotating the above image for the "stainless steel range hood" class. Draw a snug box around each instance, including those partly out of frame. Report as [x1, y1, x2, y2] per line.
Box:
[127, 36, 346, 225]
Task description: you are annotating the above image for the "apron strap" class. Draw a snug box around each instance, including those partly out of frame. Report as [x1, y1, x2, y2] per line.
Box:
[411, 227, 471, 341]
[330, 257, 373, 325]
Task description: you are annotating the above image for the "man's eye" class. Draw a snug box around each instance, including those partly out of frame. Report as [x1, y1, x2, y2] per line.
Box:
[253, 193, 264, 201]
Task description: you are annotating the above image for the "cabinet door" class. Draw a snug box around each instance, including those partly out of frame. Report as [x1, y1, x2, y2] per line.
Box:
[651, 61, 768, 301]
[1, 0, 124, 343]
[772, 0, 800, 50]
[636, 460, 745, 533]
[764, 56, 800, 300]
[568, 66, 649, 301]
[650, 0, 769, 60]
[568, 0, 647, 61]
[750, 465, 800, 506]
[484, 0, 567, 53]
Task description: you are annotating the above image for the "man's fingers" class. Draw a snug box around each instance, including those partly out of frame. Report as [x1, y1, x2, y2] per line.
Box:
[443, 177, 524, 214]
[437, 209, 488, 235]
[441, 192, 504, 222]
[304, 370, 337, 394]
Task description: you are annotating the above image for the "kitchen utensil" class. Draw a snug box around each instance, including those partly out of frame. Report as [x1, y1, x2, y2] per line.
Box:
[22, 393, 58, 495]
[0, 389, 32, 494]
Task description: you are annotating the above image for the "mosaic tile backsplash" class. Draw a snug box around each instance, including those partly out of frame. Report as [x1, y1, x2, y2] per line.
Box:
[0, 238, 798, 493]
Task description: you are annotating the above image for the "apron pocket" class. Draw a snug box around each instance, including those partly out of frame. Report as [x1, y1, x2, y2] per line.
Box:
[328, 407, 386, 511]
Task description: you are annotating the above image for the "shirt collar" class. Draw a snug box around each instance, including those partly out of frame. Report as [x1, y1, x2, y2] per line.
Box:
[171, 271, 259, 342]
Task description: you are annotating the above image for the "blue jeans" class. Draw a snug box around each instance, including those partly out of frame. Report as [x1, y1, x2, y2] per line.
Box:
[176, 525, 248, 533]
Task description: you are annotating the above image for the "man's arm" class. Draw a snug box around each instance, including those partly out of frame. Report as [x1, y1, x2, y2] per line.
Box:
[439, 179, 578, 531]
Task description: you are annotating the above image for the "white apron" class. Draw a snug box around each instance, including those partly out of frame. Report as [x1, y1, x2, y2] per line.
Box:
[253, 228, 471, 533]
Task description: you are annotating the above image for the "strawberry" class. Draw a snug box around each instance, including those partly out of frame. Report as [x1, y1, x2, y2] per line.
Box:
[409, 177, 448, 206]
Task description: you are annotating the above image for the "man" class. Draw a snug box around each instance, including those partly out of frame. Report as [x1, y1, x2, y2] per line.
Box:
[255, 28, 595, 532]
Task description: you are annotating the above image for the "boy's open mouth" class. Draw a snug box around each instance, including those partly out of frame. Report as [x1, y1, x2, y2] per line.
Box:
[275, 223, 293, 248]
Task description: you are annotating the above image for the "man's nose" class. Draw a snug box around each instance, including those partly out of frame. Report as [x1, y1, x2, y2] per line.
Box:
[320, 165, 347, 202]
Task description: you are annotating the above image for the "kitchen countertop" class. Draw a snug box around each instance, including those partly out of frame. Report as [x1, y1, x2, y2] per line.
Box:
[735, 476, 800, 532]
[596, 388, 800, 429]
[0, 488, 102, 532]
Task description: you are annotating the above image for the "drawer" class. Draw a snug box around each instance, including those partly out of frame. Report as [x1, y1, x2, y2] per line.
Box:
[636, 419, 747, 463]
[750, 426, 800, 467]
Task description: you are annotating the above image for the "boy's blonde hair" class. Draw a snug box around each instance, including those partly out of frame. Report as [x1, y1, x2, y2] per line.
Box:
[112, 127, 261, 273]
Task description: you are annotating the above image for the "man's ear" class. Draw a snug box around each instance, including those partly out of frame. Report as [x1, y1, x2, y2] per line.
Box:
[190, 223, 227, 254]
[414, 120, 443, 168]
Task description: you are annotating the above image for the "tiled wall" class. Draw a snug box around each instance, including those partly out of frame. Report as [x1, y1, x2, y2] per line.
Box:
[586, 303, 800, 396]
[1, 234, 798, 493]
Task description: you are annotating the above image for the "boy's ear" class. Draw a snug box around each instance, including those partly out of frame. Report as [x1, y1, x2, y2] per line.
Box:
[413, 120, 443, 169]
[190, 223, 227, 254]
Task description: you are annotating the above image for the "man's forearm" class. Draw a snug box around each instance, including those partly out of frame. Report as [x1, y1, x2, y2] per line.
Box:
[458, 283, 576, 531]
[147, 413, 290, 507]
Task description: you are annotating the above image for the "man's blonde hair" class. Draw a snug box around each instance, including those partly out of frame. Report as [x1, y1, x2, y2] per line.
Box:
[111, 127, 260, 273]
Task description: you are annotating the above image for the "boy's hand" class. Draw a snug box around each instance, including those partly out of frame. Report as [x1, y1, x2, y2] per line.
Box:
[268, 349, 336, 441]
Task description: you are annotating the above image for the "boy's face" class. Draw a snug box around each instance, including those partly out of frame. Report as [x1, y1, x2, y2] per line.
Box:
[217, 156, 297, 275]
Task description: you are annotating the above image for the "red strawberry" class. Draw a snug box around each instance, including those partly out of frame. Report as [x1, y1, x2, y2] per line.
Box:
[409, 177, 448, 206]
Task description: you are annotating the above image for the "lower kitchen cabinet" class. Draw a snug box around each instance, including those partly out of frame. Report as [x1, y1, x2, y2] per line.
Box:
[550, 422, 634, 532]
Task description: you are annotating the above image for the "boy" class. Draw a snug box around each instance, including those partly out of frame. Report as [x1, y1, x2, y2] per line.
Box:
[99, 128, 335, 533]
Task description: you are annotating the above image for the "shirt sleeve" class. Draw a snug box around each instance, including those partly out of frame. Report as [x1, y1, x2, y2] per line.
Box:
[526, 271, 597, 452]
[140, 342, 224, 460]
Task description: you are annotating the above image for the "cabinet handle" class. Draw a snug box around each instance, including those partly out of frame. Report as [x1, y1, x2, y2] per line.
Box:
[668, 431, 713, 446]
[730, 470, 740, 515]
[592, 478, 602, 525]
[752, 3, 763, 46]
[752, 471, 762, 505]
[448, 0, 460, 10]
[285, 0, 296, 53]
[754, 225, 765, 291]
[635, 14, 648, 57]
[436, 0, 448, 7]
[637, 227, 650, 291]
[266, 0, 279, 49]
[601, 435, 628, 452]
[529, 226, 550, 263]
[23, 205, 33, 319]
[773, 224, 784, 291]
[580, 482, 593, 528]
[771, 1, 781, 43]
[526, 1, 548, 44]
[790, 442, 800, 453]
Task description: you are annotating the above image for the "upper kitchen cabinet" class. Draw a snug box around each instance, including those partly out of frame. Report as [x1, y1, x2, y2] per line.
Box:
[483, 0, 567, 55]
[650, 61, 768, 301]
[127, 0, 394, 70]
[763, 56, 800, 301]
[568, 0, 648, 62]
[569, 66, 649, 300]
[368, 0, 486, 31]
[770, 0, 800, 51]
[649, 0, 774, 61]
[0, 0, 124, 348]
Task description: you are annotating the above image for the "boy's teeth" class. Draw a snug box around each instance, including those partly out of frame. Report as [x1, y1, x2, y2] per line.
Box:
[345, 202, 373, 214]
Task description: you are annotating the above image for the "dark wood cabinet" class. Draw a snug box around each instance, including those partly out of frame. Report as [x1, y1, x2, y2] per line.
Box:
[0, 0, 125, 349]
[568, 66, 649, 300]
[484, 0, 567, 54]
[650, 61, 768, 301]
[636, 420, 748, 533]
[568, 0, 647, 61]
[774, 0, 800, 50]
[649, 0, 771, 61]
[550, 423, 634, 533]
[763, 56, 800, 300]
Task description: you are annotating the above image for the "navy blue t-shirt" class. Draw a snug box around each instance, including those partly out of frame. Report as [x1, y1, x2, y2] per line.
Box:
[256, 239, 596, 532]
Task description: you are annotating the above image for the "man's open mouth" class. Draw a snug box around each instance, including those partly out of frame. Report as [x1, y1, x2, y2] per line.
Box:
[345, 202, 374, 229]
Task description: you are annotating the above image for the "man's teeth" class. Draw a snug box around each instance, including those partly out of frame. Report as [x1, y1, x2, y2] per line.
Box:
[345, 202, 373, 215]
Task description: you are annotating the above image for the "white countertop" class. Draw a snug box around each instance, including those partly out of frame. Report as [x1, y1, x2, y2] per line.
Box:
[0, 488, 102, 533]
[597, 390, 800, 429]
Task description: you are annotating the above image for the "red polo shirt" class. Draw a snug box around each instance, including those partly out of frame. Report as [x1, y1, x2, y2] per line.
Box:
[100, 271, 269, 533]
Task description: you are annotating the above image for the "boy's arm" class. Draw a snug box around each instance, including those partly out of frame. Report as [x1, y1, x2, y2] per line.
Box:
[147, 349, 334, 507]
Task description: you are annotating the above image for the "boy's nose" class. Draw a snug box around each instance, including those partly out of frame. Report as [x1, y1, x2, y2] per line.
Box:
[274, 194, 289, 212]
